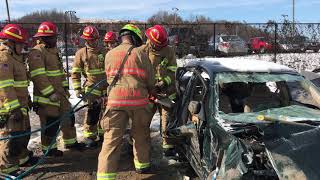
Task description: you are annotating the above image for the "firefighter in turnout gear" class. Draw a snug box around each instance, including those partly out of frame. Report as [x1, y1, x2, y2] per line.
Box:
[28, 21, 83, 157]
[141, 25, 177, 157]
[97, 24, 155, 180]
[71, 26, 106, 148]
[0, 24, 37, 175]
[103, 31, 118, 53]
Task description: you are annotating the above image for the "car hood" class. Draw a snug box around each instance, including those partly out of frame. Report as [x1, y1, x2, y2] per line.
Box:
[219, 105, 320, 179]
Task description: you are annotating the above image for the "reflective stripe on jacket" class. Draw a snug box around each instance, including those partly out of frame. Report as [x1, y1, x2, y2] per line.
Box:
[105, 43, 155, 110]
[140, 43, 177, 96]
[71, 46, 106, 97]
[28, 43, 69, 106]
[0, 45, 21, 114]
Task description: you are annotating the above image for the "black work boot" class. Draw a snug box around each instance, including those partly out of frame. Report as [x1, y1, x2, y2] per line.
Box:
[20, 152, 39, 167]
[65, 142, 85, 151]
[43, 148, 63, 157]
[135, 167, 151, 174]
[84, 138, 98, 149]
[20, 156, 39, 167]
[163, 148, 176, 157]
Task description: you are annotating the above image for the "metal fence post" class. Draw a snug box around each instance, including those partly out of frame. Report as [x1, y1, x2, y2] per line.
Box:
[274, 23, 278, 63]
[213, 23, 216, 55]
[64, 22, 70, 85]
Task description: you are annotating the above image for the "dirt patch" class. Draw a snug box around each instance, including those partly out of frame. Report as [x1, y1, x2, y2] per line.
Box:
[23, 128, 181, 180]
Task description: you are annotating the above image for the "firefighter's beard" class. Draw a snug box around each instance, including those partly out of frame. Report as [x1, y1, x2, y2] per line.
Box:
[4, 41, 23, 55]
[41, 36, 57, 48]
[14, 43, 24, 55]
[86, 39, 99, 48]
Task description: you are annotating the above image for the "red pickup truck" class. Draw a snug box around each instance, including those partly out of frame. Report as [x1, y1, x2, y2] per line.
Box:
[248, 37, 273, 54]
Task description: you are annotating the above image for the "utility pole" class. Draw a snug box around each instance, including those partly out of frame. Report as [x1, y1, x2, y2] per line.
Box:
[64, 10, 76, 85]
[292, 0, 295, 36]
[5, 0, 10, 22]
[65, 10, 76, 23]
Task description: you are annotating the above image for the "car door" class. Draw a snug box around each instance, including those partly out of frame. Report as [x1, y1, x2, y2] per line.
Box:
[174, 67, 210, 178]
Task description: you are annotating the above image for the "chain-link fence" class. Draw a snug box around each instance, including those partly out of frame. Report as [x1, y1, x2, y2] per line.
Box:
[1, 22, 320, 72]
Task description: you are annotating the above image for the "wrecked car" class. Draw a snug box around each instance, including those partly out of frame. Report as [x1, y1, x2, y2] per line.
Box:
[167, 58, 320, 180]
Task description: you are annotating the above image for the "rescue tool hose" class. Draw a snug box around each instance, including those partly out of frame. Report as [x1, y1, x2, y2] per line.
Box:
[1, 79, 107, 180]
[0, 80, 105, 141]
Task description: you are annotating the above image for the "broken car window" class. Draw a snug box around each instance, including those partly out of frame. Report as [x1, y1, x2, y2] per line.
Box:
[216, 73, 320, 119]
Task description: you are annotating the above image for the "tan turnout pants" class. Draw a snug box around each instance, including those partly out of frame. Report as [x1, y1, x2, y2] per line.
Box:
[38, 97, 77, 150]
[97, 108, 152, 179]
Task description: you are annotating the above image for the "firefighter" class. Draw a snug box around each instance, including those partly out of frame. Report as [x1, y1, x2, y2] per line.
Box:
[103, 31, 118, 53]
[0, 24, 37, 175]
[141, 25, 177, 157]
[97, 24, 155, 180]
[28, 21, 83, 157]
[71, 26, 106, 148]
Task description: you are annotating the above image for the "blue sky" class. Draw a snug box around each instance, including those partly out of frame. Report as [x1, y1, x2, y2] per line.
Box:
[0, 0, 319, 22]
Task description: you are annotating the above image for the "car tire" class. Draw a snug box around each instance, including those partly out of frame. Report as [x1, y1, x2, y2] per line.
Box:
[312, 68, 320, 73]
[259, 47, 266, 54]
[215, 50, 222, 57]
[314, 49, 319, 53]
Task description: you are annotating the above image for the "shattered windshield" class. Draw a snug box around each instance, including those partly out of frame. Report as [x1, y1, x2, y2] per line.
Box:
[216, 72, 320, 122]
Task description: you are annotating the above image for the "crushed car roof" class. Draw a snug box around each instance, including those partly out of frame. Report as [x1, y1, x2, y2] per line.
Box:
[186, 58, 299, 75]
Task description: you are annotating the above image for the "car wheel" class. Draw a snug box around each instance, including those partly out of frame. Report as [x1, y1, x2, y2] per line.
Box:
[314, 49, 319, 53]
[312, 68, 320, 73]
[215, 50, 222, 57]
[259, 47, 266, 54]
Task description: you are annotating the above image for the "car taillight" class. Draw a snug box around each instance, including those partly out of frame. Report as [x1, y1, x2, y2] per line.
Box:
[222, 42, 230, 48]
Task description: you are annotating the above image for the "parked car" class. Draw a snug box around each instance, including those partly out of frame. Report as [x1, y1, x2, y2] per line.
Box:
[168, 27, 211, 58]
[278, 42, 304, 53]
[278, 35, 306, 53]
[303, 39, 320, 52]
[209, 35, 248, 56]
[58, 44, 78, 56]
[248, 37, 273, 54]
[167, 58, 320, 180]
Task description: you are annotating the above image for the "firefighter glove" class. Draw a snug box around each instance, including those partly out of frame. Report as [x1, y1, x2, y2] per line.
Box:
[8, 109, 23, 122]
[155, 81, 166, 93]
[75, 90, 84, 98]
[49, 93, 60, 102]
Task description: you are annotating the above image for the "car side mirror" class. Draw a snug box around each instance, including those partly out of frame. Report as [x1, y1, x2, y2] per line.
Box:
[188, 101, 201, 115]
